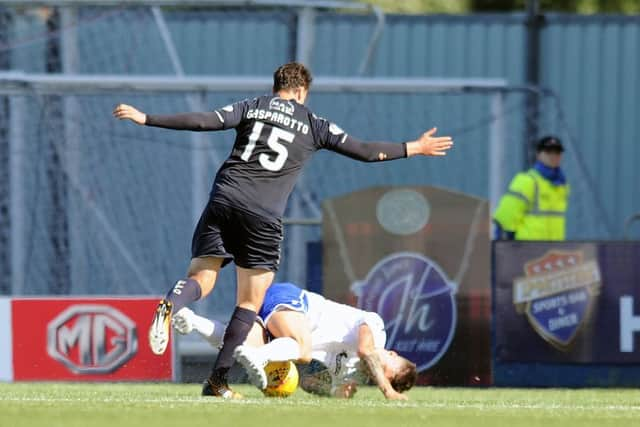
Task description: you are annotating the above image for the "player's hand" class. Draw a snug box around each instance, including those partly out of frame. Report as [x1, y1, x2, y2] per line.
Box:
[333, 381, 358, 399]
[113, 103, 147, 125]
[406, 127, 453, 157]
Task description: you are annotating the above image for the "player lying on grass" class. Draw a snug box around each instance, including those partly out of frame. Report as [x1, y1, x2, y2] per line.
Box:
[172, 282, 416, 400]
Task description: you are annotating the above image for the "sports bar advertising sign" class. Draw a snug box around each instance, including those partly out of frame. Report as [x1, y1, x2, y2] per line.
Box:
[8, 297, 173, 381]
[494, 241, 640, 364]
[323, 186, 491, 386]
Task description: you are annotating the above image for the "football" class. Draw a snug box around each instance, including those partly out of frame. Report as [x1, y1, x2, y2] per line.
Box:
[263, 361, 299, 398]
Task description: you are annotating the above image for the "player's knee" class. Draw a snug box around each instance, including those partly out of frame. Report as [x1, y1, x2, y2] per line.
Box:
[186, 257, 222, 297]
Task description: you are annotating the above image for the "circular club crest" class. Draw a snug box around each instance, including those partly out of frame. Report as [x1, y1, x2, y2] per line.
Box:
[376, 189, 430, 236]
[351, 252, 457, 372]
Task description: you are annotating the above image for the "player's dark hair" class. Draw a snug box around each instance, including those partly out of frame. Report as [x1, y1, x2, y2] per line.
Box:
[390, 357, 417, 393]
[273, 62, 313, 92]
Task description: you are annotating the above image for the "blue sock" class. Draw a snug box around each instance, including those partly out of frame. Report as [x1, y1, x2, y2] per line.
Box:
[164, 278, 202, 313]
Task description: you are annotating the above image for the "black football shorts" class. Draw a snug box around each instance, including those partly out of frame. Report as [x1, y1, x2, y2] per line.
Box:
[191, 201, 283, 271]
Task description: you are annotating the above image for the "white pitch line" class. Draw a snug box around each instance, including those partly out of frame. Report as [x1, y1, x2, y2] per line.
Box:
[1, 396, 640, 412]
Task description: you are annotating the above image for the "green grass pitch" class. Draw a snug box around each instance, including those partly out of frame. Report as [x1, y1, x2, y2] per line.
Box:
[1, 383, 639, 427]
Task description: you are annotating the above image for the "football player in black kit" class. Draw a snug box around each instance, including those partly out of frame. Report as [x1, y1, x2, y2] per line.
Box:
[113, 62, 453, 398]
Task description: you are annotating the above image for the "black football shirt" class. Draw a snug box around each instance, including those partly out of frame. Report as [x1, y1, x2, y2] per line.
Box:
[212, 95, 353, 219]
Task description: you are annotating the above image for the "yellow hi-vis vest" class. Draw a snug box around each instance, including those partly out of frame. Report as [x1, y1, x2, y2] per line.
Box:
[493, 169, 569, 240]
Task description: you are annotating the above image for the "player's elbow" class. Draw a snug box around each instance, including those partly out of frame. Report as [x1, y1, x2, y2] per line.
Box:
[193, 121, 210, 131]
[345, 153, 377, 163]
[359, 153, 380, 162]
[361, 152, 387, 162]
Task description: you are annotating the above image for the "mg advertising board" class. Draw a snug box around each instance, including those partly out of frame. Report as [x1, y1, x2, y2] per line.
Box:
[10, 298, 173, 381]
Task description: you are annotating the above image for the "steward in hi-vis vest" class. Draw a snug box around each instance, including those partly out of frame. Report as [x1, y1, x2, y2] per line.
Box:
[493, 136, 569, 241]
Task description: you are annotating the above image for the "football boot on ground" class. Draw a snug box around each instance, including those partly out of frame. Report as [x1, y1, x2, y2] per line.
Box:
[202, 377, 243, 399]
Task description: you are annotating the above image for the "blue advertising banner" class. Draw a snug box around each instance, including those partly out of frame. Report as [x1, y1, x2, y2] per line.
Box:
[494, 241, 640, 386]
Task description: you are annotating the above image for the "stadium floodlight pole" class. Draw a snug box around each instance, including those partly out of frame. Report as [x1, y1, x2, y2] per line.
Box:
[524, 0, 543, 168]
[296, 6, 316, 67]
[8, 97, 25, 296]
[292, 7, 316, 286]
[61, 6, 79, 296]
[489, 92, 506, 216]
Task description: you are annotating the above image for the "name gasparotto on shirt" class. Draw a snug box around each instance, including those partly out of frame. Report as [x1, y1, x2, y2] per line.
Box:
[245, 108, 310, 135]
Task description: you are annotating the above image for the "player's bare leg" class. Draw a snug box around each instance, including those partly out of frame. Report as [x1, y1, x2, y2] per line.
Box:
[235, 310, 311, 390]
[204, 267, 273, 398]
[266, 310, 313, 363]
[149, 257, 222, 355]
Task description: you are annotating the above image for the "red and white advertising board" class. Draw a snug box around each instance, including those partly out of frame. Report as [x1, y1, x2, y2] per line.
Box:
[0, 297, 173, 381]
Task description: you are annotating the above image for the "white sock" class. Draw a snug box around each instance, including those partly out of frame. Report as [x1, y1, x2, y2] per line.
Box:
[191, 314, 225, 348]
[254, 337, 301, 362]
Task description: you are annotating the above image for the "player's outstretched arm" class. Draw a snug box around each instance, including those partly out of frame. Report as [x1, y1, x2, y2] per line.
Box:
[319, 118, 453, 162]
[405, 127, 453, 157]
[113, 103, 226, 131]
[357, 324, 407, 401]
[332, 381, 358, 399]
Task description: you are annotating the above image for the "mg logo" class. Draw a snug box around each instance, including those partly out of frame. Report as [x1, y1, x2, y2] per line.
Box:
[47, 305, 138, 374]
